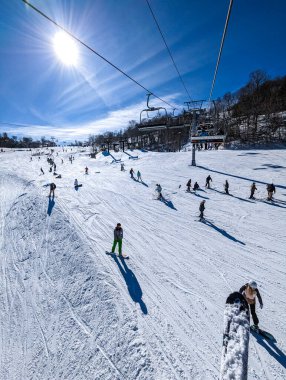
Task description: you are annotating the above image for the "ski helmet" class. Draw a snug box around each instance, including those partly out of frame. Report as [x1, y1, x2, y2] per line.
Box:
[248, 280, 257, 289]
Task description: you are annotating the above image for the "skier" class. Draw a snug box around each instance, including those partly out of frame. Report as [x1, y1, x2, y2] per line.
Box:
[54, 163, 57, 171]
[267, 183, 275, 201]
[205, 175, 212, 189]
[137, 170, 142, 181]
[239, 280, 263, 329]
[224, 180, 229, 195]
[193, 181, 200, 191]
[156, 184, 162, 200]
[61, 159, 64, 164]
[130, 168, 134, 179]
[85, 167, 88, 174]
[249, 182, 257, 199]
[199, 200, 205, 220]
[186, 179, 192, 192]
[121, 163, 125, 171]
[49, 183, 56, 198]
[111, 223, 123, 256]
[40, 167, 44, 175]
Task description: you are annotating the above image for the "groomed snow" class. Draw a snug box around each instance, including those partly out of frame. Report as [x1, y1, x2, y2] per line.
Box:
[0, 148, 285, 379]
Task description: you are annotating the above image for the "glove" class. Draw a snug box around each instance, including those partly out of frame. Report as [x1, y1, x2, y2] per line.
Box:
[260, 303, 263, 309]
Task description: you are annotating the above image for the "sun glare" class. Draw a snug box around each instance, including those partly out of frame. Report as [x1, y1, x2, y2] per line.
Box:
[53, 31, 79, 66]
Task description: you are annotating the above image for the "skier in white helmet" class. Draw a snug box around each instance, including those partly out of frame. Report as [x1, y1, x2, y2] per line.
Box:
[239, 280, 263, 329]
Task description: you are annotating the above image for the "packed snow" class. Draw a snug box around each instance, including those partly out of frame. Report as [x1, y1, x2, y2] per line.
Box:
[0, 147, 285, 380]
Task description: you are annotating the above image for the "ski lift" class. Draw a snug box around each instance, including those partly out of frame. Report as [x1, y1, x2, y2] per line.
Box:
[138, 93, 168, 130]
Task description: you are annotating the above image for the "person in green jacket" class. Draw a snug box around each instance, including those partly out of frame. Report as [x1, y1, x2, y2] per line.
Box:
[111, 223, 123, 255]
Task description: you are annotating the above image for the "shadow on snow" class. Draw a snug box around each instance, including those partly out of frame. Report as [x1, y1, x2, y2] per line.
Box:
[202, 219, 245, 245]
[47, 197, 55, 216]
[111, 255, 148, 315]
[251, 331, 286, 370]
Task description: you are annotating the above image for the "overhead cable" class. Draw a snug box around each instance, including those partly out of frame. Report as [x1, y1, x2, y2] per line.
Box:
[146, 0, 192, 102]
[209, 0, 233, 101]
[21, 0, 177, 109]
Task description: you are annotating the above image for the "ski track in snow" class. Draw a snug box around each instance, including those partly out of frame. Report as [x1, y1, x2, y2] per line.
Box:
[0, 148, 286, 379]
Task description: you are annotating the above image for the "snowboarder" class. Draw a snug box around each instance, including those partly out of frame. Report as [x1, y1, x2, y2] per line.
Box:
[156, 184, 162, 200]
[40, 167, 44, 175]
[85, 166, 88, 174]
[49, 183, 56, 198]
[199, 200, 205, 220]
[137, 170, 142, 181]
[193, 182, 200, 191]
[111, 223, 123, 256]
[205, 175, 212, 189]
[186, 179, 192, 192]
[224, 180, 229, 195]
[249, 182, 257, 199]
[121, 163, 125, 171]
[74, 179, 79, 188]
[239, 280, 263, 329]
[267, 183, 275, 201]
[130, 168, 134, 179]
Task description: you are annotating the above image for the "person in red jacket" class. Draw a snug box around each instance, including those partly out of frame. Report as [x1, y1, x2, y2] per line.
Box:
[239, 280, 263, 328]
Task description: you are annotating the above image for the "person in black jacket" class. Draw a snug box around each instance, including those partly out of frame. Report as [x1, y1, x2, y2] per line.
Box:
[224, 180, 229, 195]
[267, 183, 275, 201]
[193, 182, 200, 191]
[249, 182, 257, 199]
[186, 179, 192, 192]
[199, 200, 205, 220]
[205, 175, 212, 189]
[239, 280, 263, 328]
[49, 183, 56, 198]
[111, 223, 123, 256]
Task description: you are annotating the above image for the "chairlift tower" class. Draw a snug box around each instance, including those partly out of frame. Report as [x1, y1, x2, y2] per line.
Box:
[185, 100, 204, 166]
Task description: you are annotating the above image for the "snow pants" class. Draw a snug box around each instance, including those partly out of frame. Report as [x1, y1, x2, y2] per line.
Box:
[250, 303, 259, 326]
[112, 239, 122, 254]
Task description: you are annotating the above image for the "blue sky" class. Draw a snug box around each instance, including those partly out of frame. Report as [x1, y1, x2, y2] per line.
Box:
[0, 0, 285, 141]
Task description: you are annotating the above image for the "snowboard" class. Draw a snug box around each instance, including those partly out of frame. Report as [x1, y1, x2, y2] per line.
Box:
[75, 184, 83, 188]
[250, 325, 276, 342]
[105, 251, 129, 259]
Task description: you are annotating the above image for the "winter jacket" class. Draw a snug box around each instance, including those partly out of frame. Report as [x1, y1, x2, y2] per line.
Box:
[187, 179, 192, 187]
[114, 227, 123, 240]
[156, 185, 162, 193]
[199, 202, 205, 212]
[239, 284, 263, 306]
[50, 183, 56, 190]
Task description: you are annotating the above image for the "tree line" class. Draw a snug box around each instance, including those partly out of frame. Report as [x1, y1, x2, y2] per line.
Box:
[89, 70, 286, 150]
[1, 70, 285, 150]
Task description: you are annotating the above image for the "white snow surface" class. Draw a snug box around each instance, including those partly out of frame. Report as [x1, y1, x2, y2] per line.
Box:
[220, 303, 249, 380]
[0, 148, 285, 380]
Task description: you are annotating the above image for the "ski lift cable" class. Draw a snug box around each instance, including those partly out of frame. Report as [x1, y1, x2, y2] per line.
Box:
[21, 0, 177, 110]
[208, 0, 233, 102]
[146, 0, 192, 102]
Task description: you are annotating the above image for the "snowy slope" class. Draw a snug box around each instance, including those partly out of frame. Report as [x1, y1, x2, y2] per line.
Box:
[0, 148, 285, 380]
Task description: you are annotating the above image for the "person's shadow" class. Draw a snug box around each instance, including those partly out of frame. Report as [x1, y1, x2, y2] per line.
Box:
[47, 197, 55, 216]
[112, 255, 148, 314]
[202, 219, 245, 245]
[251, 331, 286, 370]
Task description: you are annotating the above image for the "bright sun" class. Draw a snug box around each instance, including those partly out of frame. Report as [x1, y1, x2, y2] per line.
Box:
[53, 31, 79, 66]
